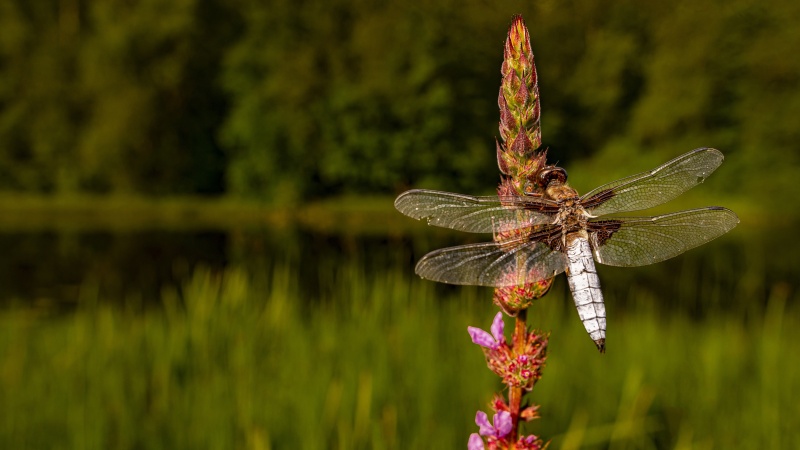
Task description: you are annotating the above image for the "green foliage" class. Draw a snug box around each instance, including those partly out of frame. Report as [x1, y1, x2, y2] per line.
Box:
[219, 0, 503, 200]
[568, 0, 800, 204]
[0, 0, 234, 194]
[0, 0, 797, 204]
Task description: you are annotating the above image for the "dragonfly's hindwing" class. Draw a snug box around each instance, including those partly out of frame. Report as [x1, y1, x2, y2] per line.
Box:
[414, 236, 569, 287]
[588, 207, 739, 267]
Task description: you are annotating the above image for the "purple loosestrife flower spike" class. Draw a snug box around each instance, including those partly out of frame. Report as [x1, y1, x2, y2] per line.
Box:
[493, 15, 555, 315]
[463, 16, 553, 448]
[468, 433, 484, 450]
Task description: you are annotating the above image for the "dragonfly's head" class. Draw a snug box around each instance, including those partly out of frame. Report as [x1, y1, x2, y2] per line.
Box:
[536, 166, 568, 190]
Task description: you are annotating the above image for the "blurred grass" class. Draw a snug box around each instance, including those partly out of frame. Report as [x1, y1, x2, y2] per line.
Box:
[1, 261, 798, 449]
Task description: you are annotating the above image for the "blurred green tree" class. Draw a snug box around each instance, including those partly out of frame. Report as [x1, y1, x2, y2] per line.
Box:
[220, 0, 510, 201]
[568, 0, 800, 207]
[0, 0, 235, 194]
[76, 0, 236, 194]
[0, 1, 78, 192]
[0, 0, 796, 207]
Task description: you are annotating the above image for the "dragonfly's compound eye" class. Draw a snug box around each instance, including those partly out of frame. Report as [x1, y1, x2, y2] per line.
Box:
[538, 167, 568, 187]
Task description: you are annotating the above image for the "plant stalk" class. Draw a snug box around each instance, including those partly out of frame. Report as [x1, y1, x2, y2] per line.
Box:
[508, 308, 528, 445]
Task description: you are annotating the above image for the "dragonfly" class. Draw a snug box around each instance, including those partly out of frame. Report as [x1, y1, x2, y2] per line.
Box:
[394, 148, 739, 352]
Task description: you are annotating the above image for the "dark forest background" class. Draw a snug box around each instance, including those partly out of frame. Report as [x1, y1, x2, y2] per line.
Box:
[1, 0, 797, 208]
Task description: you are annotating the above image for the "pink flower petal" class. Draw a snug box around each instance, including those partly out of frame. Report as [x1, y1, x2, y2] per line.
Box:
[490, 312, 505, 343]
[522, 434, 538, 444]
[475, 410, 494, 436]
[468, 433, 485, 450]
[468, 327, 497, 349]
[494, 411, 513, 438]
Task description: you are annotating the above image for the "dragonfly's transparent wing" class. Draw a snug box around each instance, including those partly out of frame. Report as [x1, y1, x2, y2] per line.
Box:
[590, 207, 739, 267]
[581, 148, 724, 216]
[395, 189, 558, 233]
[415, 237, 568, 287]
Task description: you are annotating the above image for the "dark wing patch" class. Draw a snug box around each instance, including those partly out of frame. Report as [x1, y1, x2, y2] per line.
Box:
[581, 189, 615, 211]
[587, 219, 623, 247]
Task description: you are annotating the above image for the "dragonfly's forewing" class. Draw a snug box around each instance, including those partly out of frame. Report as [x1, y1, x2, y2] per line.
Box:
[414, 237, 568, 287]
[581, 148, 724, 216]
[589, 207, 739, 267]
[395, 189, 558, 233]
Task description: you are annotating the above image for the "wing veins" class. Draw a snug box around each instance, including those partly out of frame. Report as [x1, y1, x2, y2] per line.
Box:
[395, 189, 557, 233]
[581, 148, 724, 216]
[590, 207, 739, 267]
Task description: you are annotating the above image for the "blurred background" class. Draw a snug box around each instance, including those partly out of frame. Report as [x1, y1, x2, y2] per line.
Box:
[0, 0, 798, 448]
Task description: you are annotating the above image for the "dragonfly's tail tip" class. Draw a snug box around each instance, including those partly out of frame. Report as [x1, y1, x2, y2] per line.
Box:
[594, 339, 606, 354]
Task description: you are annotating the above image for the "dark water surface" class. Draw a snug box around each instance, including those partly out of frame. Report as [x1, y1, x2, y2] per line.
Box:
[1, 218, 797, 316]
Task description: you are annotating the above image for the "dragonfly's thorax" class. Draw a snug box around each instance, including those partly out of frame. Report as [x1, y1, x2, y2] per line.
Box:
[544, 181, 579, 202]
[544, 182, 589, 250]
